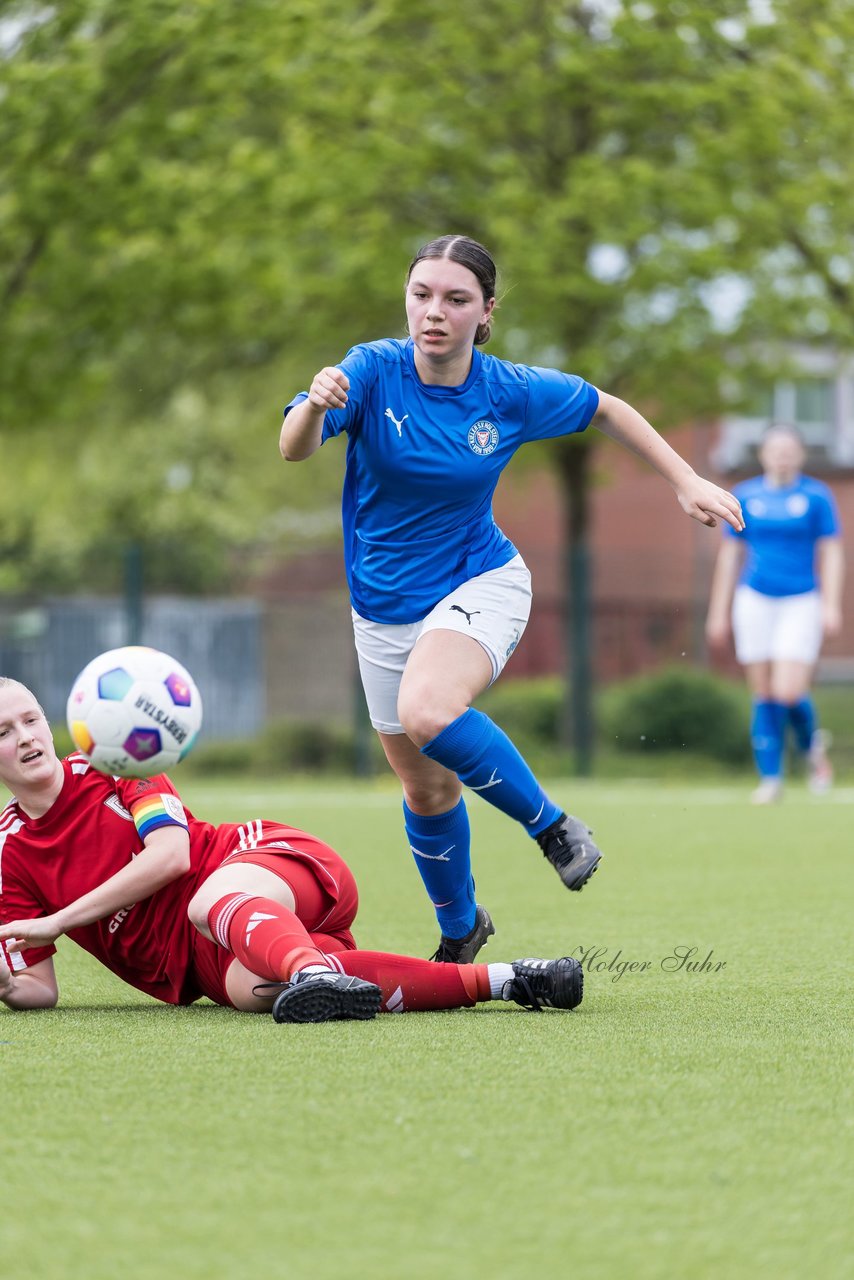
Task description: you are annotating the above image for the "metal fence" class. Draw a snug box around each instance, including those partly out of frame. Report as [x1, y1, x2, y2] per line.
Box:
[0, 596, 264, 739]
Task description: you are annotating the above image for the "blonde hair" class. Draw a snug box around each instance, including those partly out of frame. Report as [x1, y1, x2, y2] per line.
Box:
[762, 422, 804, 446]
[0, 677, 45, 713]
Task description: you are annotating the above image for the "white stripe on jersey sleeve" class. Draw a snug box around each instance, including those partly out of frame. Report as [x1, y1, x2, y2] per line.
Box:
[0, 813, 26, 892]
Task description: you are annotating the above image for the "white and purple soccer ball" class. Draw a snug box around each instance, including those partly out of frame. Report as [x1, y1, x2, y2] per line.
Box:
[66, 646, 203, 777]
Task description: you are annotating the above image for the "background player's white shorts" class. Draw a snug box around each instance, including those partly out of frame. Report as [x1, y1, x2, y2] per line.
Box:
[352, 555, 532, 734]
[732, 585, 823, 665]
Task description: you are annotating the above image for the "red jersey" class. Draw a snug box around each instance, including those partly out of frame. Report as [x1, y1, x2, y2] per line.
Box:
[0, 754, 355, 1005]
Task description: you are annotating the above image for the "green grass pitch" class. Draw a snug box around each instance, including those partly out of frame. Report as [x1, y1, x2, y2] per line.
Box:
[2, 776, 852, 1279]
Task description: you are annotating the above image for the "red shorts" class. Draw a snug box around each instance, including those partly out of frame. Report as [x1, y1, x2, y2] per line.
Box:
[190, 822, 359, 1006]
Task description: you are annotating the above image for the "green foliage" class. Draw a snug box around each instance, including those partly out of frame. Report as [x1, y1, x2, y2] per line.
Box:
[600, 666, 751, 762]
[475, 676, 569, 775]
[812, 684, 854, 771]
[48, 712, 360, 778]
[175, 716, 360, 777]
[49, 721, 74, 758]
[0, 360, 345, 593]
[251, 717, 355, 775]
[477, 675, 564, 745]
[3, 0, 853, 590]
[482, 670, 755, 768]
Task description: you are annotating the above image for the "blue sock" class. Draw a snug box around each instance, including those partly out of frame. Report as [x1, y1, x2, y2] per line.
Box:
[421, 708, 563, 837]
[787, 698, 816, 754]
[751, 700, 786, 778]
[402, 797, 476, 938]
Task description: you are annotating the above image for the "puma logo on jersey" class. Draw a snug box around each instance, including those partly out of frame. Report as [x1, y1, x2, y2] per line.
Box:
[450, 605, 481, 625]
[384, 408, 408, 437]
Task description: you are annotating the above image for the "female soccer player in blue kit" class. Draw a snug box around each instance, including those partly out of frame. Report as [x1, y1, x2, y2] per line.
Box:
[280, 234, 744, 962]
[706, 424, 845, 804]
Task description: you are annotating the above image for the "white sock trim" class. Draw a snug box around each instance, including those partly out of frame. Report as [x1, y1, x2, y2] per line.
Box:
[487, 963, 516, 999]
[293, 963, 336, 979]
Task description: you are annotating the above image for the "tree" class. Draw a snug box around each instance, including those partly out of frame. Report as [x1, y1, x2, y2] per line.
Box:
[342, 0, 854, 764]
[0, 0, 414, 589]
[2, 1, 852, 744]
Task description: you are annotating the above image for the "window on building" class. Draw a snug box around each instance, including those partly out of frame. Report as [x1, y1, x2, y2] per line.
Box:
[793, 378, 833, 434]
[713, 361, 854, 471]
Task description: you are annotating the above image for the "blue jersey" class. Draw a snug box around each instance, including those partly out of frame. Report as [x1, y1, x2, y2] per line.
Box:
[286, 339, 599, 622]
[724, 473, 840, 597]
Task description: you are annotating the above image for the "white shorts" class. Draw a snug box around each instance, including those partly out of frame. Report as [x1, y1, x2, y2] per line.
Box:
[732, 585, 823, 665]
[352, 555, 532, 734]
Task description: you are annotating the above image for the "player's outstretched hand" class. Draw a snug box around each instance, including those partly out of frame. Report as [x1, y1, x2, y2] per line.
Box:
[307, 366, 349, 412]
[676, 475, 744, 531]
[0, 914, 62, 952]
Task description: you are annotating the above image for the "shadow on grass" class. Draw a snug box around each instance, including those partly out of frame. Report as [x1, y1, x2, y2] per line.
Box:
[10, 1000, 236, 1017]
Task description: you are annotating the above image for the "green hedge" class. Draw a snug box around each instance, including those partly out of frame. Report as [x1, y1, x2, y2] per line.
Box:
[177, 718, 363, 776]
[479, 669, 752, 765]
[477, 675, 564, 742]
[598, 667, 751, 763]
[50, 717, 366, 778]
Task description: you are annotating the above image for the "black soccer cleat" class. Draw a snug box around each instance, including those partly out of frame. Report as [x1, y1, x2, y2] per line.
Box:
[503, 957, 584, 1012]
[536, 813, 602, 890]
[271, 970, 382, 1023]
[430, 904, 495, 964]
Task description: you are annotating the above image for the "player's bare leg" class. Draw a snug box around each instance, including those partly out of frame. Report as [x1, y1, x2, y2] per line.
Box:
[189, 862, 299, 933]
[400, 628, 602, 893]
[189, 863, 381, 1020]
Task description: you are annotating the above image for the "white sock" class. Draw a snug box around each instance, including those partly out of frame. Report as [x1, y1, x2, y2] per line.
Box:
[487, 963, 516, 999]
[292, 963, 335, 980]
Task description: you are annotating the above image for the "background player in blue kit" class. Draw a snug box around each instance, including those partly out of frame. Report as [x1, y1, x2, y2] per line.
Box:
[706, 424, 845, 804]
[280, 234, 744, 961]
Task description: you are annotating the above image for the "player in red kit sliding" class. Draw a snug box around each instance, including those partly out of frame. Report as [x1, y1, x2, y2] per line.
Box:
[0, 678, 582, 1022]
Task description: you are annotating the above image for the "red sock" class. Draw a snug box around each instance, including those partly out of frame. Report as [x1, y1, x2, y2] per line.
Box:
[325, 950, 491, 1012]
[207, 893, 328, 982]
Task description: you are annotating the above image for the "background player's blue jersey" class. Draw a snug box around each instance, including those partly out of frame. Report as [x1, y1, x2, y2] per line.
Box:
[724, 473, 840, 597]
[286, 339, 599, 622]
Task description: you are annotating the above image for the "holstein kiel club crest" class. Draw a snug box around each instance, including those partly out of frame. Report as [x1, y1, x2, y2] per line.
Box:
[468, 420, 499, 456]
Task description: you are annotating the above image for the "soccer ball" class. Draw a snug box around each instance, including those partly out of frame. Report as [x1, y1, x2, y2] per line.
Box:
[66, 646, 203, 777]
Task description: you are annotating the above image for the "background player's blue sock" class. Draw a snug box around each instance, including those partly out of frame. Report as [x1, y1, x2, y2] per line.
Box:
[751, 700, 786, 778]
[402, 796, 476, 938]
[421, 708, 563, 838]
[787, 697, 816, 754]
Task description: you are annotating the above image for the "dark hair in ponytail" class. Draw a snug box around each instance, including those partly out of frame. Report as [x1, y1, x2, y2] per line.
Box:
[407, 235, 497, 345]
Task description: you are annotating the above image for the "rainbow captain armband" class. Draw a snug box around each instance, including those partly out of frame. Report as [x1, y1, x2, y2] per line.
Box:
[130, 792, 189, 840]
